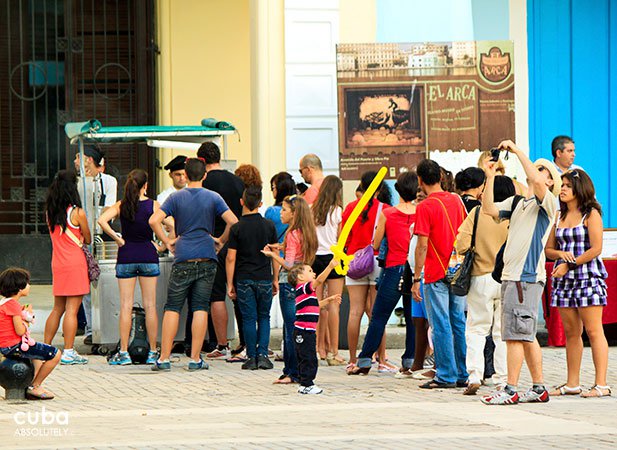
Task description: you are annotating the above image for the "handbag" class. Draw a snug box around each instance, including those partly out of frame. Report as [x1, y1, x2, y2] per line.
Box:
[347, 201, 383, 280]
[450, 206, 480, 296]
[428, 196, 465, 286]
[65, 226, 101, 283]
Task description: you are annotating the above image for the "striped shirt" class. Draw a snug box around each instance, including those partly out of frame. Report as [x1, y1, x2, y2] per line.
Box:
[294, 281, 319, 331]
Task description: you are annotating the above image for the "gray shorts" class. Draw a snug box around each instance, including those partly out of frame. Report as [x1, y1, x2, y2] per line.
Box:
[501, 280, 544, 342]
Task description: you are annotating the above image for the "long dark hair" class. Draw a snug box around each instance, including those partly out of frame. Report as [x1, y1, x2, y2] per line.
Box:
[559, 169, 602, 220]
[45, 170, 82, 232]
[271, 172, 296, 205]
[313, 175, 343, 226]
[121, 169, 148, 221]
[359, 171, 382, 223]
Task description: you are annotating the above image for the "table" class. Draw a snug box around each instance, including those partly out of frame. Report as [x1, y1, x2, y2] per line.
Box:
[542, 259, 617, 346]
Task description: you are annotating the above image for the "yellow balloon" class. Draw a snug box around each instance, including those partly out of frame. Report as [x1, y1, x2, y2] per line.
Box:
[330, 166, 388, 275]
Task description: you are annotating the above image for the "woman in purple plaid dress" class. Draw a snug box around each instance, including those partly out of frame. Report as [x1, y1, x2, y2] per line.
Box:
[546, 169, 610, 398]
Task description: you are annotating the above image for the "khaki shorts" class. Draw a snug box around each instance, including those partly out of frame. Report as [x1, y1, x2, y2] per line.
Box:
[501, 280, 544, 342]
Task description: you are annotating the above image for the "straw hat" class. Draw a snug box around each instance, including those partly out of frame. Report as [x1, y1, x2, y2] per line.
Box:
[533, 158, 562, 196]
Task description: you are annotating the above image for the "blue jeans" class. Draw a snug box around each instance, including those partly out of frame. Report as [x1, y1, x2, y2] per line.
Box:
[236, 279, 273, 358]
[279, 282, 298, 381]
[423, 280, 468, 384]
[401, 293, 415, 369]
[357, 265, 415, 368]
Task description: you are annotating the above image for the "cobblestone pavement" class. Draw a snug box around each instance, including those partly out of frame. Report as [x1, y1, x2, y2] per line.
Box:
[1, 347, 616, 449]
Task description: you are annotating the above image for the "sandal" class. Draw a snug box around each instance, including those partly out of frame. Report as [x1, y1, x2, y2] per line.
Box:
[419, 379, 456, 389]
[346, 364, 370, 376]
[326, 353, 346, 366]
[273, 374, 294, 385]
[230, 345, 245, 357]
[581, 385, 612, 398]
[26, 385, 55, 400]
[549, 383, 582, 396]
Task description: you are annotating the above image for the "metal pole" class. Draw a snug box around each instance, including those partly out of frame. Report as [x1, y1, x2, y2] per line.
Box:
[78, 138, 89, 224]
[223, 135, 228, 160]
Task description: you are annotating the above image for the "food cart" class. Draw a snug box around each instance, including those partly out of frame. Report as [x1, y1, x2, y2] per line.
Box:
[64, 119, 237, 354]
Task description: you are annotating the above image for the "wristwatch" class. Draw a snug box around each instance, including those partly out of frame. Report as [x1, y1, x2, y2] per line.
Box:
[413, 277, 422, 283]
[567, 261, 577, 270]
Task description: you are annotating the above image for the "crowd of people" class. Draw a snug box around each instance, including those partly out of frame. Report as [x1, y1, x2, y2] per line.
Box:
[0, 135, 611, 401]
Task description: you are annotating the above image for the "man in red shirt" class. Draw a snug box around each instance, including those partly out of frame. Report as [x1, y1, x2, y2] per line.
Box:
[298, 154, 325, 205]
[411, 159, 468, 389]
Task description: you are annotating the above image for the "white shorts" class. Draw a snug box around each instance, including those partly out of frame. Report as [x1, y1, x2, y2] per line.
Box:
[345, 255, 381, 286]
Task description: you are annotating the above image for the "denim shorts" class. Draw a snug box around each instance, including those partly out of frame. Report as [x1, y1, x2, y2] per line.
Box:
[0, 342, 58, 361]
[116, 262, 160, 279]
[165, 260, 217, 313]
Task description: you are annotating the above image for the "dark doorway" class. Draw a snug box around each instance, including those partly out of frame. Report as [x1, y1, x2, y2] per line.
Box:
[0, 0, 157, 281]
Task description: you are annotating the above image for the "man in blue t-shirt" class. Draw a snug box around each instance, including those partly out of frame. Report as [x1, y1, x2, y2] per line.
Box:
[149, 157, 237, 372]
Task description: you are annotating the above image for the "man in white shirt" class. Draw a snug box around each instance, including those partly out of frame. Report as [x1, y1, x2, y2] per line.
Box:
[74, 145, 117, 344]
[552, 135, 581, 174]
[157, 155, 187, 205]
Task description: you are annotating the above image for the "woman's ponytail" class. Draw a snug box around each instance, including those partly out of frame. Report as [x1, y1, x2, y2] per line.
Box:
[121, 169, 148, 221]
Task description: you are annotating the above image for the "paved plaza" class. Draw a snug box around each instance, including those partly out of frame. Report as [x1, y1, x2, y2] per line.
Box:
[1, 342, 617, 449]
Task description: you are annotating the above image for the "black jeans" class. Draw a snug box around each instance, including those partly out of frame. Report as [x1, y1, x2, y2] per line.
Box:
[294, 328, 318, 387]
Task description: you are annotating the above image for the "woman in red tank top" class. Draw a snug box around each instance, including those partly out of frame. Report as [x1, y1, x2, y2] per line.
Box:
[348, 172, 418, 375]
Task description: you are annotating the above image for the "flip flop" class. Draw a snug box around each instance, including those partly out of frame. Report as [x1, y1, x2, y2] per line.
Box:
[273, 375, 294, 384]
[226, 355, 247, 363]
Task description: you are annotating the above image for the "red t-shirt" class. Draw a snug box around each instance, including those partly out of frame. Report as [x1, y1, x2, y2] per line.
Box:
[414, 191, 466, 284]
[384, 207, 416, 268]
[342, 199, 383, 255]
[0, 298, 22, 348]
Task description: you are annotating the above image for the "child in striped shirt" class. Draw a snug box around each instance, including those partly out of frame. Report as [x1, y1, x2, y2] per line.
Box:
[287, 259, 342, 394]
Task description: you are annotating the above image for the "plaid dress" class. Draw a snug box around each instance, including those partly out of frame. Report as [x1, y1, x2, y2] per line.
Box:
[551, 215, 608, 308]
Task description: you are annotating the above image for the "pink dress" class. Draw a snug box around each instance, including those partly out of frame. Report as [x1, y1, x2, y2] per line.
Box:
[49, 206, 90, 296]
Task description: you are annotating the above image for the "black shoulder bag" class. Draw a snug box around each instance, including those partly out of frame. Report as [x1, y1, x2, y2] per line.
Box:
[451, 206, 480, 296]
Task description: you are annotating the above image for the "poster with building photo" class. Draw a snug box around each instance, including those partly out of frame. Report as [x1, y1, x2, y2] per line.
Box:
[336, 41, 515, 180]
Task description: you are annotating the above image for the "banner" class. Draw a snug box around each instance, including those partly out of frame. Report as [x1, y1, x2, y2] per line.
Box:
[336, 41, 515, 179]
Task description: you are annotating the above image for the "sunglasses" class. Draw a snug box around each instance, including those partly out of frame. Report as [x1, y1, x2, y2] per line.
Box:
[568, 169, 580, 179]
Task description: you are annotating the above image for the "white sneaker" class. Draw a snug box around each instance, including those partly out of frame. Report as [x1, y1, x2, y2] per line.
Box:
[298, 385, 323, 395]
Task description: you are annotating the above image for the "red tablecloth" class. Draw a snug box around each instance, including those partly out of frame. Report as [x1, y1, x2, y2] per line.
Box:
[542, 259, 617, 346]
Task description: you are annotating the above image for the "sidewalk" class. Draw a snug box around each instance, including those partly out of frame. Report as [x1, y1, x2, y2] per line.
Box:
[1, 347, 616, 449]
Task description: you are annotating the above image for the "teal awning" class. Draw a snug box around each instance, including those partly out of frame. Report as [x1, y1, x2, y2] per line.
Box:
[64, 118, 236, 144]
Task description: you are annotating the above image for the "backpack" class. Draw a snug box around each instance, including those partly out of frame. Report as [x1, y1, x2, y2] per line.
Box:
[127, 306, 149, 363]
[107, 306, 149, 364]
[491, 195, 524, 283]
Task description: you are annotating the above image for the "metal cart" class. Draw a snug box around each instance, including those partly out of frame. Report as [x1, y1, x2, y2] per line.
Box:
[64, 119, 238, 352]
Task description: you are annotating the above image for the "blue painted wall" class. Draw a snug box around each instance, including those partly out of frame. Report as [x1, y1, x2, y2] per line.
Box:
[528, 0, 617, 226]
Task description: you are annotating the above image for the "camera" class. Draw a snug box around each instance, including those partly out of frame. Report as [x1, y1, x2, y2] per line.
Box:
[490, 147, 500, 162]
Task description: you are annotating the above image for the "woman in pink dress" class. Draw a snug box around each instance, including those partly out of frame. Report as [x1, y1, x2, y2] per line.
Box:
[43, 170, 91, 365]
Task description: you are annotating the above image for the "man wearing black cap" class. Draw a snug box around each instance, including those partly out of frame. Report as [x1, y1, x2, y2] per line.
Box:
[157, 155, 188, 205]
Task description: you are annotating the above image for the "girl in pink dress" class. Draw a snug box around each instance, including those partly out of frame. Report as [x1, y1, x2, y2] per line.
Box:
[43, 170, 91, 365]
